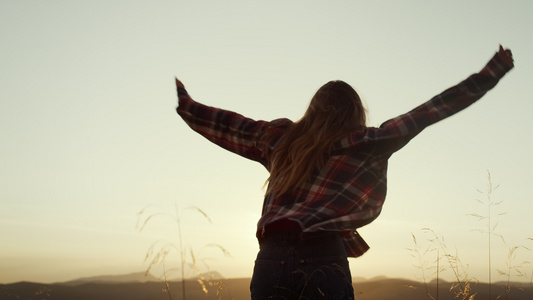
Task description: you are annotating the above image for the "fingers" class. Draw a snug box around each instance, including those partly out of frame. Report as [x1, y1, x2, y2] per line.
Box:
[175, 77, 185, 89]
[505, 49, 513, 58]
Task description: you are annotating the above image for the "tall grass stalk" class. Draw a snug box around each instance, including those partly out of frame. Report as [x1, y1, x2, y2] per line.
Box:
[497, 245, 529, 300]
[410, 173, 531, 300]
[176, 204, 186, 300]
[422, 228, 477, 300]
[408, 233, 436, 300]
[137, 205, 230, 300]
[528, 238, 533, 299]
[529, 260, 533, 299]
[469, 171, 506, 300]
[436, 249, 440, 300]
[162, 263, 172, 300]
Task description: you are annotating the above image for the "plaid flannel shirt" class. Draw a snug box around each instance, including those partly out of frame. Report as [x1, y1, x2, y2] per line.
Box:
[177, 53, 512, 257]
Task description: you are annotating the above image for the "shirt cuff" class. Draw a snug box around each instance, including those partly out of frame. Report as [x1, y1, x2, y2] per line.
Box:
[481, 53, 513, 79]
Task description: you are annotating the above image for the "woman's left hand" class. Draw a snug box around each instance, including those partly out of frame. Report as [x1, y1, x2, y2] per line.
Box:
[175, 77, 185, 89]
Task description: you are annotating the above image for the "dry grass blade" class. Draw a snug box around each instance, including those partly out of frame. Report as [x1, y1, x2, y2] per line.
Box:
[197, 279, 208, 295]
[467, 213, 486, 221]
[137, 212, 167, 232]
[186, 206, 212, 223]
[207, 243, 232, 257]
[210, 280, 222, 286]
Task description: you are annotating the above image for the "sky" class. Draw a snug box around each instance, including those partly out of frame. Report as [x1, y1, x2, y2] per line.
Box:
[1, 0, 532, 285]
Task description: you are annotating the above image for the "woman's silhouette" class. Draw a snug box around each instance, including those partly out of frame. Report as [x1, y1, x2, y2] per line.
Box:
[176, 46, 513, 299]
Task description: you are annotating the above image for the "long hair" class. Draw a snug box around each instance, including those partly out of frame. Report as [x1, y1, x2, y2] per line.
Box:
[266, 80, 366, 196]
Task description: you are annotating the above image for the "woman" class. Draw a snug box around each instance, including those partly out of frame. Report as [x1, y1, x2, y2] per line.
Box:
[176, 46, 513, 299]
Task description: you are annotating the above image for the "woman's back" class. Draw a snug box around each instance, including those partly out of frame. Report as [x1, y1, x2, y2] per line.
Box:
[175, 46, 514, 299]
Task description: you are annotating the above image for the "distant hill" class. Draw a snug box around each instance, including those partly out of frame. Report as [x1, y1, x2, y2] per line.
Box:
[2, 276, 532, 300]
[61, 270, 225, 286]
[0, 278, 250, 300]
[61, 272, 159, 286]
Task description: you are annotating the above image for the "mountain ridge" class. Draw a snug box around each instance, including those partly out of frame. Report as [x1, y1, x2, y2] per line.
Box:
[58, 270, 226, 286]
[2, 277, 532, 300]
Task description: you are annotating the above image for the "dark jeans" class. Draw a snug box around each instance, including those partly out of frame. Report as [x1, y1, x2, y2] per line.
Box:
[250, 230, 354, 300]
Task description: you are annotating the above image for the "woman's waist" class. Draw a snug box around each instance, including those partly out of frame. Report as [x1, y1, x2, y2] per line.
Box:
[259, 220, 341, 244]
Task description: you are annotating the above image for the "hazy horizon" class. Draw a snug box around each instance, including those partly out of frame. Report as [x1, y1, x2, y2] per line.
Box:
[3, 270, 531, 285]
